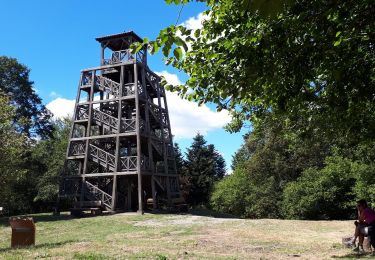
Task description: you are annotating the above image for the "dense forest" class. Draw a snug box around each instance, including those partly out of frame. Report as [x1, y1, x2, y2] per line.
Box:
[1, 0, 374, 219]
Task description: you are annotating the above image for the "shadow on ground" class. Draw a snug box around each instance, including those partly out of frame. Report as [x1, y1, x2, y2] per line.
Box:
[188, 208, 241, 219]
[0, 239, 78, 253]
[332, 252, 372, 258]
[0, 213, 74, 226]
[0, 206, 240, 227]
[145, 207, 241, 219]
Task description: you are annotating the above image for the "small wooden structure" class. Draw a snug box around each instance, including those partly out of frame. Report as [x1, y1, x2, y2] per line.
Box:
[59, 31, 183, 214]
[9, 217, 36, 248]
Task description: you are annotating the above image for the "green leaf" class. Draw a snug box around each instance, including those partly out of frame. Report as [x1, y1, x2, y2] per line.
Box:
[333, 38, 342, 46]
[173, 47, 183, 60]
[151, 42, 160, 54]
[194, 29, 201, 38]
[135, 44, 144, 53]
[162, 45, 170, 57]
[174, 36, 189, 52]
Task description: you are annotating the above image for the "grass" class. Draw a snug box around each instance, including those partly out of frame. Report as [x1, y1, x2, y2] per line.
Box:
[0, 210, 370, 259]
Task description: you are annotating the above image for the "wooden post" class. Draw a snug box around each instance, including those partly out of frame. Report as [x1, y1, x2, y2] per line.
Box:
[156, 80, 171, 205]
[111, 65, 124, 211]
[100, 43, 105, 66]
[111, 175, 117, 211]
[161, 86, 181, 197]
[142, 66, 155, 209]
[81, 70, 95, 205]
[127, 180, 132, 211]
[134, 63, 143, 214]
[151, 176, 156, 209]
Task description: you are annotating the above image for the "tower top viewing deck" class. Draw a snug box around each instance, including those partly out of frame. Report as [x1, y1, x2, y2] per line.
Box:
[95, 31, 143, 51]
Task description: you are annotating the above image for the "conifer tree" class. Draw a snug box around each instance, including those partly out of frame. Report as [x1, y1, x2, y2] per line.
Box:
[184, 133, 226, 205]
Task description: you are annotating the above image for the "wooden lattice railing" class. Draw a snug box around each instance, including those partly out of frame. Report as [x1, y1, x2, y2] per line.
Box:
[119, 156, 137, 171]
[120, 118, 136, 132]
[145, 70, 160, 92]
[151, 139, 163, 156]
[84, 180, 112, 210]
[95, 75, 120, 97]
[123, 83, 135, 96]
[69, 141, 85, 156]
[89, 144, 116, 172]
[148, 102, 161, 121]
[75, 105, 89, 120]
[119, 155, 149, 171]
[81, 72, 93, 86]
[102, 49, 145, 65]
[92, 109, 118, 131]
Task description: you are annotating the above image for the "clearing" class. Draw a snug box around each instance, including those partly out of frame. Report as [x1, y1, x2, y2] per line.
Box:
[0, 210, 367, 259]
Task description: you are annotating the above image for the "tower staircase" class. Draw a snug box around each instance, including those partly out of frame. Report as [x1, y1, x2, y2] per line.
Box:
[92, 108, 118, 134]
[89, 144, 116, 172]
[83, 180, 113, 211]
[71, 180, 113, 216]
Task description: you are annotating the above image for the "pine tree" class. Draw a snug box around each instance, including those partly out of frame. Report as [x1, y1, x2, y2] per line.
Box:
[184, 133, 226, 205]
[173, 142, 185, 175]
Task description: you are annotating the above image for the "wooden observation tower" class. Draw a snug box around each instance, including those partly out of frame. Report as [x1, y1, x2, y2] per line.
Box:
[59, 31, 181, 213]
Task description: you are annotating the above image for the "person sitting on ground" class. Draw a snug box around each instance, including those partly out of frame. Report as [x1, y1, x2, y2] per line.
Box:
[352, 206, 364, 249]
[352, 199, 375, 253]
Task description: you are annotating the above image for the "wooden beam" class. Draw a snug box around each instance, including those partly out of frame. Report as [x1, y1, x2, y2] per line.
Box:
[81, 61, 134, 73]
[134, 63, 143, 214]
[82, 171, 137, 177]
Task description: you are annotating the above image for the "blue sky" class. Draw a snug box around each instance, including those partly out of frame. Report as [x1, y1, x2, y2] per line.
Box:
[1, 0, 248, 170]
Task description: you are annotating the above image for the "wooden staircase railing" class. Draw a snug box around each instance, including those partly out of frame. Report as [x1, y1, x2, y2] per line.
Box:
[84, 180, 112, 211]
[151, 139, 163, 156]
[92, 108, 118, 133]
[95, 75, 121, 97]
[89, 144, 116, 172]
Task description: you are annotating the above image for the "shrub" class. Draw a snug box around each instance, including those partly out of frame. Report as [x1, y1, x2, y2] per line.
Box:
[281, 156, 356, 219]
[210, 168, 280, 218]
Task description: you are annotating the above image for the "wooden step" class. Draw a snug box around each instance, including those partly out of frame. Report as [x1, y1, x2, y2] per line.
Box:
[74, 200, 102, 208]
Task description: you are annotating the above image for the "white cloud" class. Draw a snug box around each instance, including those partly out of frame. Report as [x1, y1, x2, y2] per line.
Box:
[181, 12, 209, 30]
[49, 91, 59, 98]
[159, 71, 182, 85]
[157, 71, 231, 139]
[46, 97, 75, 119]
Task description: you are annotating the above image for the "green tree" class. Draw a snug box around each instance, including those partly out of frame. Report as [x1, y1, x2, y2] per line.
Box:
[0, 56, 53, 139]
[174, 142, 185, 175]
[135, 0, 375, 143]
[0, 94, 29, 214]
[184, 133, 226, 205]
[211, 112, 333, 218]
[30, 118, 71, 206]
[211, 167, 280, 218]
[281, 155, 357, 220]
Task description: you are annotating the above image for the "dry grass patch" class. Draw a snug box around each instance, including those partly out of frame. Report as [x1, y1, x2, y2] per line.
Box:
[0, 211, 369, 259]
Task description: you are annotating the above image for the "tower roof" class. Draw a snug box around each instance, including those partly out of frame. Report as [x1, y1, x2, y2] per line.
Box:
[95, 31, 143, 51]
